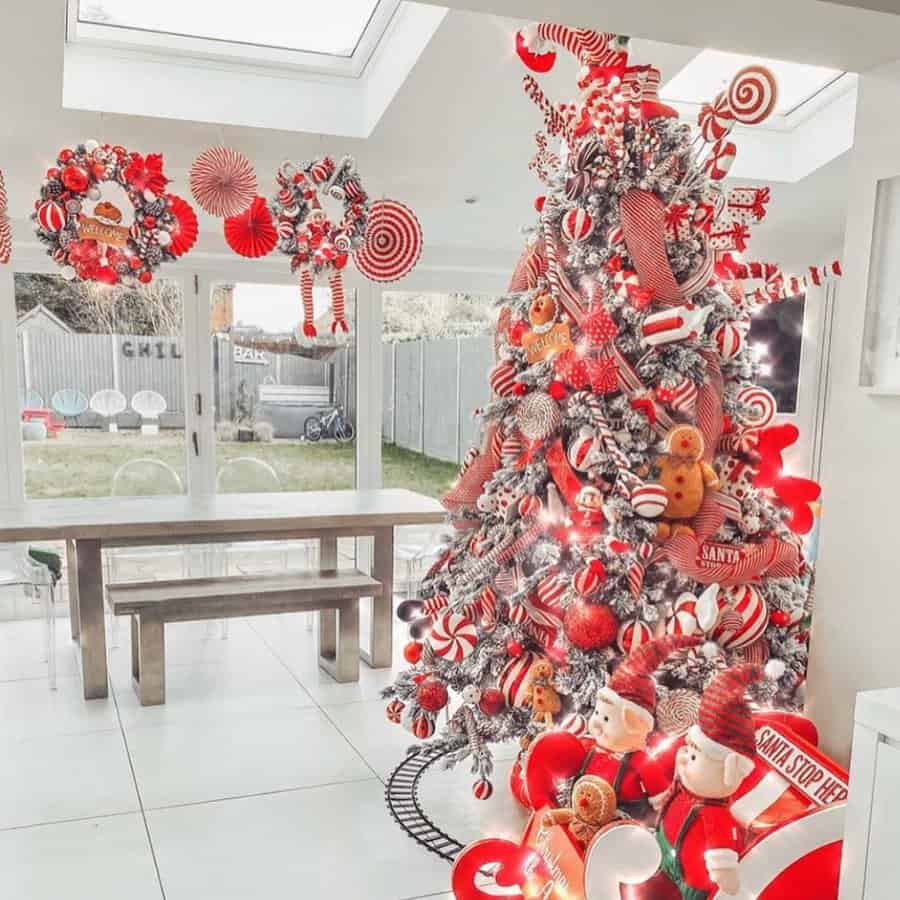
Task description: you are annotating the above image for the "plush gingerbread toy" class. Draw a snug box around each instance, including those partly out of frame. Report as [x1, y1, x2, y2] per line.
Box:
[541, 774, 617, 847]
[655, 425, 720, 539]
[525, 659, 562, 727]
[521, 292, 573, 363]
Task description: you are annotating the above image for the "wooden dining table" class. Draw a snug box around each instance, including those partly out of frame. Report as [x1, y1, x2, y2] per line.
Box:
[0, 489, 445, 700]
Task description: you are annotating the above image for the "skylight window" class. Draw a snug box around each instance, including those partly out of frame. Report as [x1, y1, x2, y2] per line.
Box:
[661, 49, 844, 117]
[77, 0, 381, 56]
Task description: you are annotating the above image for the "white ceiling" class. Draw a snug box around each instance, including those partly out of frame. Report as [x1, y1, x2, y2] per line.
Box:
[0, 0, 854, 282]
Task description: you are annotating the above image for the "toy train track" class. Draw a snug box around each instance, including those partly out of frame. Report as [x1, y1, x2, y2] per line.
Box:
[386, 746, 466, 862]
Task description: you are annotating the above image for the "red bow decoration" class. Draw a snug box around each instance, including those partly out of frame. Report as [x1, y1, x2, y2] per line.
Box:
[664, 202, 692, 241]
[124, 153, 169, 196]
[709, 221, 751, 253]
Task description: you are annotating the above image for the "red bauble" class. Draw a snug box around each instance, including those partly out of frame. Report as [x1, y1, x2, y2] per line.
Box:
[143, 216, 157, 229]
[46, 168, 59, 180]
[563, 600, 618, 651]
[128, 256, 143, 270]
[416, 677, 449, 712]
[403, 641, 423, 664]
[478, 688, 506, 717]
[511, 383, 528, 397]
[534, 195, 546, 212]
[58, 149, 74, 163]
[506, 639, 524, 658]
[548, 380, 568, 401]
[509, 320, 528, 346]
[138, 271, 152, 284]
[770, 609, 791, 628]
[61, 165, 89, 193]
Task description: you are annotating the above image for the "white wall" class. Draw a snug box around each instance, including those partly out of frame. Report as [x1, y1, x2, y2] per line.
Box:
[808, 60, 900, 764]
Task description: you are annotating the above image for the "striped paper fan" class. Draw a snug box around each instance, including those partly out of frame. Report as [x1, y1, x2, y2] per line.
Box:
[353, 199, 422, 283]
[190, 147, 257, 219]
[0, 169, 9, 265]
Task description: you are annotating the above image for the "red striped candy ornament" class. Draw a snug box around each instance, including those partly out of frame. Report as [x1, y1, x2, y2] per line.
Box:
[727, 66, 778, 125]
[537, 571, 567, 608]
[666, 605, 700, 637]
[630, 482, 668, 519]
[343, 178, 366, 203]
[386, 699, 405, 724]
[473, 778, 494, 800]
[422, 593, 450, 617]
[617, 618, 653, 653]
[353, 198, 422, 283]
[613, 268, 640, 297]
[737, 385, 777, 429]
[669, 378, 698, 415]
[499, 651, 542, 708]
[479, 585, 498, 630]
[607, 225, 624, 247]
[713, 322, 745, 360]
[712, 583, 769, 649]
[573, 559, 606, 597]
[428, 612, 478, 661]
[559, 713, 588, 737]
[567, 427, 599, 472]
[500, 433, 524, 466]
[704, 140, 737, 181]
[411, 713, 436, 739]
[461, 446, 479, 473]
[489, 428, 505, 462]
[509, 603, 530, 626]
[698, 92, 735, 143]
[490, 361, 517, 398]
[37, 200, 66, 233]
[189, 147, 257, 218]
[561, 207, 594, 243]
[310, 159, 333, 183]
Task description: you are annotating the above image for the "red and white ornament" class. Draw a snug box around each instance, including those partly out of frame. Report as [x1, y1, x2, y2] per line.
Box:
[189, 146, 257, 218]
[567, 426, 600, 472]
[385, 699, 405, 724]
[410, 713, 436, 739]
[489, 361, 517, 398]
[704, 140, 737, 181]
[561, 207, 593, 243]
[727, 65, 779, 125]
[353, 198, 422, 283]
[515, 391, 561, 441]
[473, 778, 494, 800]
[498, 651, 543, 708]
[737, 385, 778, 428]
[500, 433, 524, 466]
[573, 559, 606, 597]
[712, 583, 769, 649]
[37, 200, 66, 233]
[698, 92, 735, 142]
[563, 599, 618, 651]
[641, 303, 712, 346]
[713, 321, 746, 360]
[616, 618, 653, 653]
[630, 481, 668, 519]
[428, 612, 478, 661]
[666, 605, 700, 637]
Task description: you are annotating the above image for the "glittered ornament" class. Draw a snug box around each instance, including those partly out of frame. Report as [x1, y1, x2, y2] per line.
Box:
[403, 641, 423, 664]
[563, 599, 618, 651]
[190, 146, 257, 218]
[478, 688, 506, 716]
[416, 677, 449, 712]
[515, 391, 561, 441]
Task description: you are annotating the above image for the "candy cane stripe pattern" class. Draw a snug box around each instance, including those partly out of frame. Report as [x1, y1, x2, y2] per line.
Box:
[713, 322, 745, 360]
[726, 65, 778, 125]
[670, 377, 698, 414]
[737, 385, 777, 428]
[617, 619, 653, 653]
[704, 140, 737, 181]
[697, 92, 735, 143]
[328, 270, 348, 334]
[499, 651, 541, 707]
[428, 612, 478, 661]
[533, 23, 624, 67]
[422, 593, 450, 617]
[353, 199, 422, 283]
[0, 169, 10, 265]
[300, 269, 316, 339]
[561, 207, 593, 243]
[712, 583, 769, 648]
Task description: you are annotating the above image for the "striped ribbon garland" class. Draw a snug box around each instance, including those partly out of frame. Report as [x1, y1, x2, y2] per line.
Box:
[300, 269, 316, 338]
[462, 522, 543, 582]
[541, 211, 586, 325]
[329, 270, 348, 334]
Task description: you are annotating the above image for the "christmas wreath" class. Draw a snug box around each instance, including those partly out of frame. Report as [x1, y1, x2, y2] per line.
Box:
[33, 140, 198, 285]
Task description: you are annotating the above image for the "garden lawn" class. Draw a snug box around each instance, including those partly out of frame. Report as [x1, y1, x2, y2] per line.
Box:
[23, 431, 459, 500]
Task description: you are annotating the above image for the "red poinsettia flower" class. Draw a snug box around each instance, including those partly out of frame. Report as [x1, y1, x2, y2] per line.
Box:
[124, 153, 169, 196]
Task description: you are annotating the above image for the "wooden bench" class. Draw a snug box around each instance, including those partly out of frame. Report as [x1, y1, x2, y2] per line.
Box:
[107, 569, 382, 706]
[257, 384, 330, 407]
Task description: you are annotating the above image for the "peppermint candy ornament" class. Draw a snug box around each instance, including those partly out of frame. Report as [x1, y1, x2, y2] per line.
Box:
[385, 699, 405, 724]
[704, 140, 737, 181]
[573, 559, 606, 596]
[630, 482, 668, 519]
[473, 778, 494, 800]
[617, 619, 653, 653]
[354, 198, 422, 283]
[37, 199, 66, 233]
[657, 689, 701, 736]
[727, 65, 778, 125]
[490, 361, 518, 398]
[498, 651, 543, 708]
[713, 321, 746, 360]
[428, 612, 478, 661]
[698, 92, 735, 142]
[561, 207, 593, 243]
[712, 583, 769, 649]
[515, 391, 561, 441]
[737, 385, 778, 428]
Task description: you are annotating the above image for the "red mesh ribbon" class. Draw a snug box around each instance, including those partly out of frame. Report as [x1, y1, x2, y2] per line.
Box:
[545, 438, 584, 507]
[620, 189, 683, 305]
[441, 424, 499, 513]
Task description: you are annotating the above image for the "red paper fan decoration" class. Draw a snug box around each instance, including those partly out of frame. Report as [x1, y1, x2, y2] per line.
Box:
[190, 147, 257, 219]
[224, 196, 277, 259]
[353, 199, 422, 283]
[166, 194, 198, 258]
[0, 169, 10, 265]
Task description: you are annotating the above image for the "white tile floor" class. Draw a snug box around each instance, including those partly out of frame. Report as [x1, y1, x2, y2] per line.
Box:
[0, 608, 529, 899]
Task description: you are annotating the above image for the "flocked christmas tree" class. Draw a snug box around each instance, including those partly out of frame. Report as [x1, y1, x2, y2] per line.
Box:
[383, 23, 838, 800]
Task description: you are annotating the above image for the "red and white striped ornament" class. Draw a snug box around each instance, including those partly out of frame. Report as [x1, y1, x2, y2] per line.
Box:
[189, 147, 257, 218]
[567, 427, 599, 472]
[613, 268, 640, 297]
[460, 446, 479, 473]
[518, 495, 542, 518]
[561, 207, 594, 243]
[490, 361, 518, 398]
[310, 158, 334, 183]
[737, 385, 777, 429]
[658, 377, 698, 416]
[500, 433, 524, 466]
[473, 778, 494, 800]
[499, 651, 542, 708]
[37, 200, 66, 233]
[353, 198, 422, 283]
[698, 92, 735, 143]
[727, 65, 778, 125]
[428, 612, 478, 661]
[630, 482, 668, 519]
[411, 713, 436, 739]
[573, 559, 606, 597]
[712, 583, 769, 649]
[537, 571, 567, 608]
[713, 321, 746, 360]
[617, 618, 653, 653]
[666, 606, 700, 637]
[559, 713, 588, 736]
[385, 699, 405, 724]
[607, 225, 624, 247]
[422, 593, 450, 618]
[479, 585, 498, 630]
[704, 140, 737, 181]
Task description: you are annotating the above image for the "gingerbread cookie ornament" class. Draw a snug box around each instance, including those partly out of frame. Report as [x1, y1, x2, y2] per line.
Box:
[521, 291, 573, 363]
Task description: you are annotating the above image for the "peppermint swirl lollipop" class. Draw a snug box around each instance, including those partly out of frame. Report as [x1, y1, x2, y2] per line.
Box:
[697, 92, 735, 142]
[727, 65, 778, 125]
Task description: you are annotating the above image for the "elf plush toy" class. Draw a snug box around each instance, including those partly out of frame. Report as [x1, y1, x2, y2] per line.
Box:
[656, 661, 783, 898]
[525, 635, 699, 816]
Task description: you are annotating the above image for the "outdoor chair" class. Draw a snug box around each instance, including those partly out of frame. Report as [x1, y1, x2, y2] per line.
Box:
[106, 458, 187, 648]
[20, 389, 44, 410]
[0, 544, 60, 690]
[394, 524, 450, 602]
[90, 389, 127, 432]
[50, 388, 89, 427]
[131, 390, 167, 435]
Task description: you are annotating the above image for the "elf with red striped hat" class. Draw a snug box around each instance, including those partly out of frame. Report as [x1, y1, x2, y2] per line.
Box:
[577, 635, 701, 813]
[656, 660, 784, 898]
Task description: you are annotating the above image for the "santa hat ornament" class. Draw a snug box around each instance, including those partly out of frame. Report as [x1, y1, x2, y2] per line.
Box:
[596, 635, 701, 731]
[690, 660, 786, 786]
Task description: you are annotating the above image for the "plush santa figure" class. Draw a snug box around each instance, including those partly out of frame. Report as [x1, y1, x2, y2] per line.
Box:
[656, 661, 783, 898]
[524, 635, 698, 816]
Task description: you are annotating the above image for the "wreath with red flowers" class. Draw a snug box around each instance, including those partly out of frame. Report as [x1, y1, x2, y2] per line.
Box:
[33, 140, 198, 286]
[269, 155, 370, 275]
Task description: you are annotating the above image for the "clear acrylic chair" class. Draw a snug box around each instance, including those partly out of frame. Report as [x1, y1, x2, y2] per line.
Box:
[394, 525, 449, 603]
[107, 458, 186, 647]
[0, 545, 58, 689]
[215, 457, 317, 633]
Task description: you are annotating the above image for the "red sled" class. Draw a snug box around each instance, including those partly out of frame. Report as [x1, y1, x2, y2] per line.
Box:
[454, 715, 848, 899]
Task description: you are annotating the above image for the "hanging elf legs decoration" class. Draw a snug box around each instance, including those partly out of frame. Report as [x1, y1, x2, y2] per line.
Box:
[300, 268, 316, 339]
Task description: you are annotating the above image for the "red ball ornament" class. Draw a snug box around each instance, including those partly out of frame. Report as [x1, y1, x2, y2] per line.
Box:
[58, 149, 74, 163]
[512, 382, 528, 397]
[509, 320, 528, 346]
[138, 271, 152, 284]
[506, 639, 524, 658]
[478, 688, 506, 717]
[563, 600, 618, 651]
[416, 677, 449, 712]
[403, 641, 423, 664]
[534, 196, 546, 213]
[143, 216, 157, 229]
[129, 256, 143, 270]
[770, 610, 791, 628]
[61, 165, 89, 193]
[548, 380, 568, 401]
[46, 168, 59, 180]
[473, 778, 494, 800]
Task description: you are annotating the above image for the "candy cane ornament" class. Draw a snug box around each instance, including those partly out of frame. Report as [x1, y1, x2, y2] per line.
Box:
[300, 268, 316, 339]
